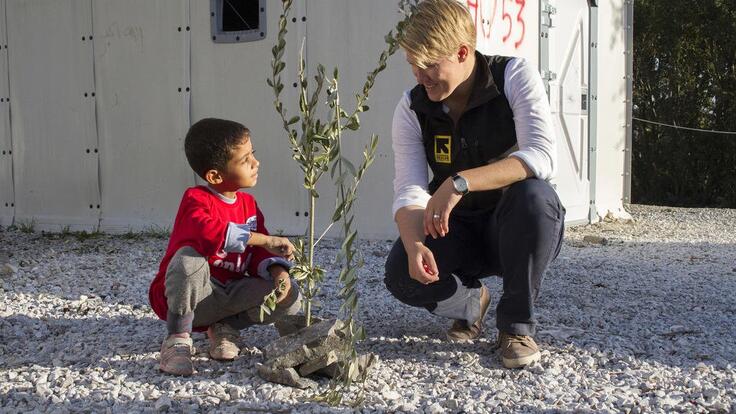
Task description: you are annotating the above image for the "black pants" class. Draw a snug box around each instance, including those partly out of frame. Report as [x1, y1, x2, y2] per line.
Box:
[384, 178, 565, 336]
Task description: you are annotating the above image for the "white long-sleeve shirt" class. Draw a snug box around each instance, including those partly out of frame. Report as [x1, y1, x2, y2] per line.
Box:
[391, 57, 556, 218]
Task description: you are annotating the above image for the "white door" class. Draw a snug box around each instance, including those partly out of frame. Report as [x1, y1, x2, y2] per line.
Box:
[546, 0, 590, 223]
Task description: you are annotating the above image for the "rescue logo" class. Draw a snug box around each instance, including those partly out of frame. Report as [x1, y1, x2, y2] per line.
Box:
[434, 135, 451, 164]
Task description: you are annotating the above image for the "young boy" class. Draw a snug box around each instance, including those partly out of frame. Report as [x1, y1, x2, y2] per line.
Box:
[149, 118, 301, 376]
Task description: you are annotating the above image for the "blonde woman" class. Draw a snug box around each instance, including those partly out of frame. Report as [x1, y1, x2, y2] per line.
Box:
[384, 0, 564, 369]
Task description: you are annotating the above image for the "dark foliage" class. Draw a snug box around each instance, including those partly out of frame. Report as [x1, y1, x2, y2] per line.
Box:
[633, 0, 736, 207]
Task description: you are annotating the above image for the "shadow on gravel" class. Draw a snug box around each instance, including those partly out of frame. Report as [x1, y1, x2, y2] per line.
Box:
[359, 240, 736, 373]
[362, 335, 502, 368]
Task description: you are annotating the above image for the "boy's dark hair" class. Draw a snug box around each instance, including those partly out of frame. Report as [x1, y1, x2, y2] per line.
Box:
[184, 118, 250, 178]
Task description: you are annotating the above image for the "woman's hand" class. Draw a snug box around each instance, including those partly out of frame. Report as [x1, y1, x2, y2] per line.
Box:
[407, 243, 440, 285]
[424, 177, 463, 238]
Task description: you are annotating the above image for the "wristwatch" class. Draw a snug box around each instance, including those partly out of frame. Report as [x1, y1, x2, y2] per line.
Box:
[451, 174, 469, 195]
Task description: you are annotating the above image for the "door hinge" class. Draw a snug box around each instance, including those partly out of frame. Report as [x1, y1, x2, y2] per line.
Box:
[542, 4, 557, 27]
[542, 70, 557, 82]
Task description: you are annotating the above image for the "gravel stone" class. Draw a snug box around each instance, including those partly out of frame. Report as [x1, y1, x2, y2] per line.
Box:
[1, 205, 735, 412]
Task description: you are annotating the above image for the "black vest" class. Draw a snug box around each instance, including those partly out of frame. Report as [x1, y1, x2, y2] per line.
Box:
[409, 53, 517, 214]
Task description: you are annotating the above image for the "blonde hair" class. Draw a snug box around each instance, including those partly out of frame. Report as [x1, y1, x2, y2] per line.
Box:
[400, 0, 477, 69]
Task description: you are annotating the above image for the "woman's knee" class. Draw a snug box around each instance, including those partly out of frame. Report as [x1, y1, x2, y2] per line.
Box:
[383, 240, 412, 300]
[500, 179, 563, 220]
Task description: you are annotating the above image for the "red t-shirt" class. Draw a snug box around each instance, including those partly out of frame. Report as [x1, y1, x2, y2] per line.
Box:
[148, 186, 279, 322]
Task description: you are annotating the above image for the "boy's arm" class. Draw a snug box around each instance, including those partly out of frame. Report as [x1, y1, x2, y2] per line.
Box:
[246, 203, 294, 278]
[223, 224, 294, 258]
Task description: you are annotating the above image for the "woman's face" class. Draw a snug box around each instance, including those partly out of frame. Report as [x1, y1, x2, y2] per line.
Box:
[408, 52, 465, 102]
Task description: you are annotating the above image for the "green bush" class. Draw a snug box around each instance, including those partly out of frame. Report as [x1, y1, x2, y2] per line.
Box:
[633, 0, 736, 207]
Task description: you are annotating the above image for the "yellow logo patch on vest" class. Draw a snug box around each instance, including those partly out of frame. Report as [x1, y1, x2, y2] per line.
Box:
[434, 135, 451, 164]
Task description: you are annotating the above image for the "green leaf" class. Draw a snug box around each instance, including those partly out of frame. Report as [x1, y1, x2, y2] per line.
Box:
[331, 199, 347, 222]
[344, 116, 360, 131]
[342, 229, 357, 251]
[347, 360, 358, 381]
[341, 157, 357, 177]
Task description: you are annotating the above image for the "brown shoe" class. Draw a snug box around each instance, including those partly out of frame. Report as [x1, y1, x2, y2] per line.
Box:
[207, 323, 240, 361]
[497, 332, 541, 368]
[160, 335, 194, 376]
[446, 286, 491, 342]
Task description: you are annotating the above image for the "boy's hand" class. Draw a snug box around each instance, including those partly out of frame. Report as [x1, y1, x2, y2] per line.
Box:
[269, 265, 292, 303]
[264, 236, 295, 260]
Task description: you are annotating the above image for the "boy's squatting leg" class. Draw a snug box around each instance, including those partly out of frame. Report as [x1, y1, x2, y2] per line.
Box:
[161, 246, 302, 373]
[164, 246, 302, 333]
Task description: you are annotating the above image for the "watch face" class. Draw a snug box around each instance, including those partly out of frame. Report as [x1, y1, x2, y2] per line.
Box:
[453, 175, 468, 194]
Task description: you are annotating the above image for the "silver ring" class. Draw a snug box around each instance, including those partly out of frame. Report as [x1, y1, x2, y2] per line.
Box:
[433, 213, 440, 220]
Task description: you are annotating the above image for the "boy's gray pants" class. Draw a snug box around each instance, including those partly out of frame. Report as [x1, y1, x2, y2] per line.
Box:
[165, 246, 301, 334]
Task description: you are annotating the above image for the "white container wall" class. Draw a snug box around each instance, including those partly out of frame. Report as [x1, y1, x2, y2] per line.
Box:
[94, 0, 194, 232]
[0, 0, 628, 237]
[469, 0, 539, 61]
[0, 0, 13, 226]
[8, 0, 99, 231]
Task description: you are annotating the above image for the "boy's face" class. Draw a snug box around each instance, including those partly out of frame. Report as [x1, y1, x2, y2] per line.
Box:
[220, 136, 259, 189]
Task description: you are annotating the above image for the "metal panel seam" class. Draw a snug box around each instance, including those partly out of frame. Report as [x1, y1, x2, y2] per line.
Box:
[90, 0, 101, 230]
[3, 0, 14, 225]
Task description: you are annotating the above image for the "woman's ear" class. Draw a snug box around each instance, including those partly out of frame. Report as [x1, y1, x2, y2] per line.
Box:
[204, 169, 223, 185]
[457, 45, 471, 62]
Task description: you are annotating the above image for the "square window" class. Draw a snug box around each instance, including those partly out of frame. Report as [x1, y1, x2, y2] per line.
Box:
[211, 0, 266, 43]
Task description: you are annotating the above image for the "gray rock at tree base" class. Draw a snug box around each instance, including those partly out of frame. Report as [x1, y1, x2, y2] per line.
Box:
[273, 314, 323, 337]
[259, 317, 376, 387]
[316, 353, 377, 382]
[298, 350, 340, 377]
[255, 363, 318, 389]
[263, 318, 347, 369]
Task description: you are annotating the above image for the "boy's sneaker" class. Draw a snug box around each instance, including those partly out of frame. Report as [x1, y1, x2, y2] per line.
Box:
[497, 332, 541, 368]
[160, 335, 194, 376]
[207, 323, 240, 361]
[446, 286, 491, 342]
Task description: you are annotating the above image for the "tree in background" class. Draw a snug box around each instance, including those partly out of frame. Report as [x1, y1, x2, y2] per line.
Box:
[633, 0, 736, 207]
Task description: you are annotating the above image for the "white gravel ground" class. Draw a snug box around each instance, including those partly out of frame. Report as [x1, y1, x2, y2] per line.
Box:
[1, 204, 735, 413]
